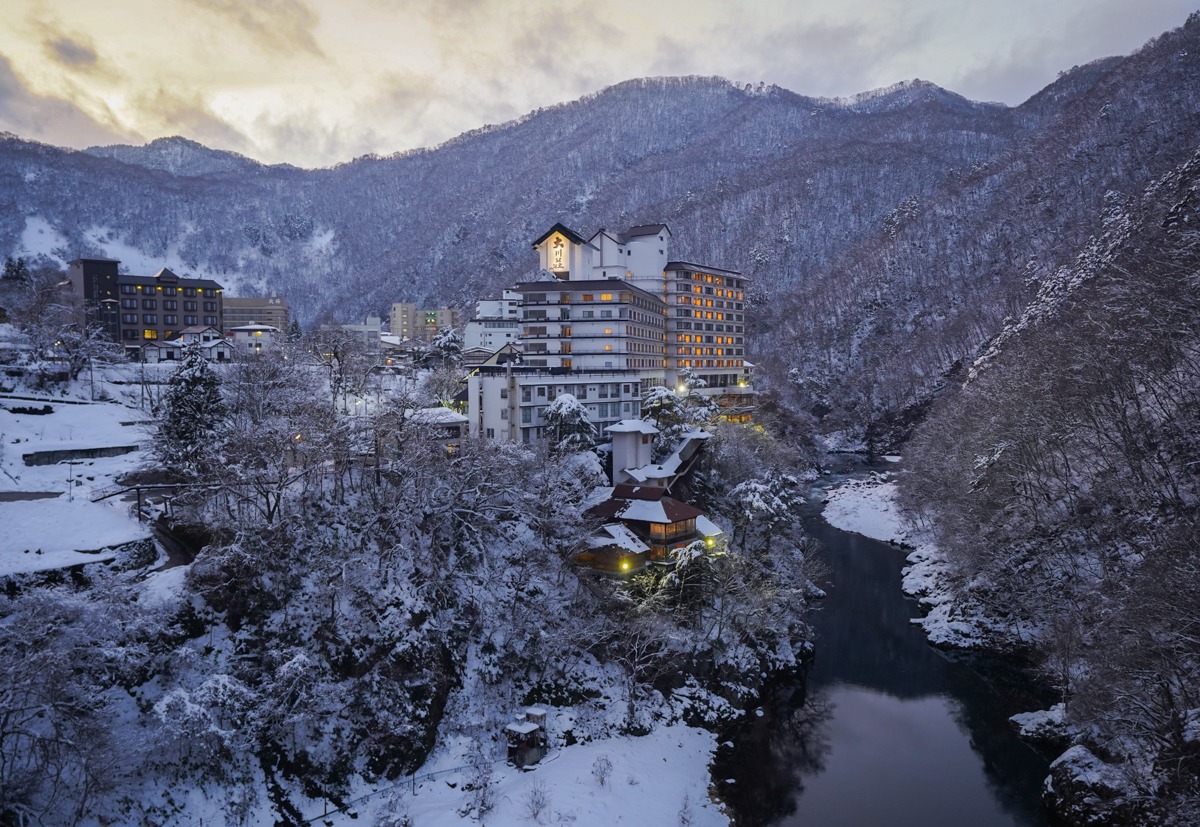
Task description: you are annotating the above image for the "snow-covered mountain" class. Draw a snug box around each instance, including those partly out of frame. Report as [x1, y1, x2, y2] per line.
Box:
[2, 13, 1199, 431]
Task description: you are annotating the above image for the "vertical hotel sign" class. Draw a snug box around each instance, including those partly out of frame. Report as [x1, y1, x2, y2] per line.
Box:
[551, 235, 566, 272]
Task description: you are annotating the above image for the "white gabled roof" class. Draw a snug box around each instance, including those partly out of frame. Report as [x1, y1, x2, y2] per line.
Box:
[506, 721, 540, 735]
[227, 323, 280, 333]
[606, 419, 658, 435]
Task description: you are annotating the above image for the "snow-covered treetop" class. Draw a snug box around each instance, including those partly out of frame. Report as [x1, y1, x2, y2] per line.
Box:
[544, 392, 591, 428]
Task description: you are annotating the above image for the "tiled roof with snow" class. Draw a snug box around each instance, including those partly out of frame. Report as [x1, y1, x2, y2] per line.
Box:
[531, 223, 593, 248]
[227, 323, 280, 332]
[665, 260, 743, 277]
[588, 523, 650, 553]
[409, 406, 468, 425]
[622, 223, 670, 238]
[696, 515, 723, 538]
[589, 485, 704, 524]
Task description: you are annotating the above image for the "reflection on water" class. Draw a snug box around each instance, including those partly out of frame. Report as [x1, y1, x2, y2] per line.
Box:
[716, 478, 1052, 826]
[780, 687, 1031, 827]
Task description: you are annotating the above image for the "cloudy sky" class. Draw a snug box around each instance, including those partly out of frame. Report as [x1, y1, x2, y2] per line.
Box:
[0, 0, 1193, 168]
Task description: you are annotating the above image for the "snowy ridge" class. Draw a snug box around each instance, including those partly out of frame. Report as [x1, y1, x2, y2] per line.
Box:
[819, 78, 1005, 113]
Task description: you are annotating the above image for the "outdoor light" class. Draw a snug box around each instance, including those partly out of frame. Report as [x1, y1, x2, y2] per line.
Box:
[705, 537, 715, 548]
[621, 560, 630, 571]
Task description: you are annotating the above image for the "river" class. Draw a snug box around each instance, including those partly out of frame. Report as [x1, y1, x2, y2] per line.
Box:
[716, 471, 1054, 826]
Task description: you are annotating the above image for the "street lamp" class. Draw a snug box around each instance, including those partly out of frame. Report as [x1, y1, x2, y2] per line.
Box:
[94, 298, 120, 400]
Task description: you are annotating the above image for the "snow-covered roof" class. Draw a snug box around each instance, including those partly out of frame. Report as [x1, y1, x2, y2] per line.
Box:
[622, 223, 671, 239]
[696, 515, 723, 539]
[227, 323, 280, 333]
[623, 428, 711, 483]
[625, 464, 671, 483]
[531, 222, 591, 248]
[588, 523, 650, 554]
[582, 486, 614, 510]
[590, 485, 704, 524]
[606, 419, 658, 435]
[408, 406, 468, 425]
[506, 721, 541, 735]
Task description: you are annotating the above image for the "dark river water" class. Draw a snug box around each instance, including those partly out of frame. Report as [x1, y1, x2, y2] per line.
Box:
[717, 473, 1054, 827]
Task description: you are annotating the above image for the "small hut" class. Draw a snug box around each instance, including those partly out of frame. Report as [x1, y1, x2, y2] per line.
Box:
[504, 707, 548, 768]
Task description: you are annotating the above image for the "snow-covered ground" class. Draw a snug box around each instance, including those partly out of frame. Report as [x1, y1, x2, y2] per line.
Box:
[148, 722, 727, 827]
[360, 726, 726, 827]
[0, 395, 152, 491]
[0, 390, 153, 576]
[0, 498, 148, 574]
[820, 475, 909, 545]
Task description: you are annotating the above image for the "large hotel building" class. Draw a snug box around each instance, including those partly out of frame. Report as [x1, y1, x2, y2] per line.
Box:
[67, 257, 223, 356]
[468, 222, 751, 443]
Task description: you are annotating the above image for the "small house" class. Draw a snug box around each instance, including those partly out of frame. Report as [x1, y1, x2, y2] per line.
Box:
[139, 339, 183, 363]
[505, 708, 548, 768]
[588, 484, 724, 565]
[226, 322, 281, 354]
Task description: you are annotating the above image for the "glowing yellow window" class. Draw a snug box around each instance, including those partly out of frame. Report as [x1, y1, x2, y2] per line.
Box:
[143, 329, 158, 339]
[600, 293, 613, 301]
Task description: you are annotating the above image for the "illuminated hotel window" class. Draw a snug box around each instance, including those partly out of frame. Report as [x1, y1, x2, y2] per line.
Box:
[143, 329, 158, 340]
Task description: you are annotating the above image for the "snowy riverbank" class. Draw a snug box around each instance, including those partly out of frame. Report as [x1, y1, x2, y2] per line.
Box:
[818, 469, 994, 649]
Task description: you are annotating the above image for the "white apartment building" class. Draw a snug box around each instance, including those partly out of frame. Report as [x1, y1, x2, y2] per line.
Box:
[464, 289, 522, 352]
[227, 322, 282, 353]
[391, 303, 461, 341]
[467, 366, 644, 445]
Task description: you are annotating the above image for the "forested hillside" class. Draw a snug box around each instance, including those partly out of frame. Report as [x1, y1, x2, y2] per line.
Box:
[902, 146, 1200, 824]
[763, 15, 1200, 435]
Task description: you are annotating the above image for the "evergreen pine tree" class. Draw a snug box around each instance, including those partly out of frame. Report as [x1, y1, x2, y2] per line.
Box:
[543, 392, 594, 453]
[431, 326, 463, 365]
[2, 256, 30, 283]
[157, 342, 227, 474]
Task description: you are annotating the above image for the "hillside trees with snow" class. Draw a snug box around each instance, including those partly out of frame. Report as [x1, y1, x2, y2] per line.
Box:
[901, 148, 1200, 824]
